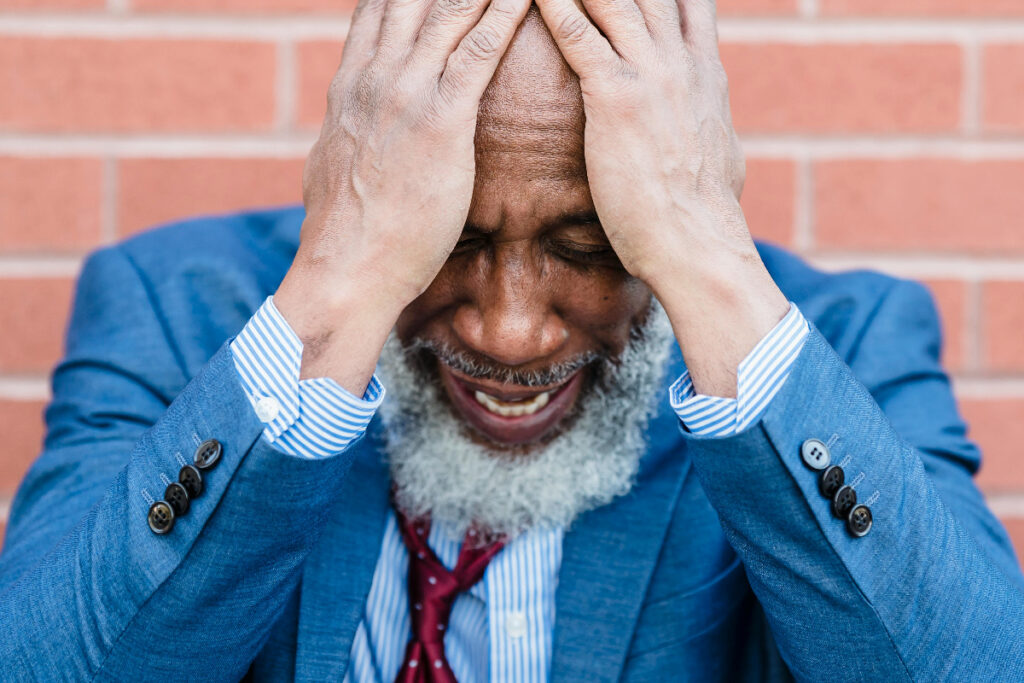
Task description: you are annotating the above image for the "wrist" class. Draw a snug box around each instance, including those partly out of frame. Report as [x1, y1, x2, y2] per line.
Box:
[652, 242, 789, 399]
[274, 256, 405, 396]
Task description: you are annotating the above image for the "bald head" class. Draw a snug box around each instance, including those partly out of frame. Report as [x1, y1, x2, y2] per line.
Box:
[474, 7, 585, 181]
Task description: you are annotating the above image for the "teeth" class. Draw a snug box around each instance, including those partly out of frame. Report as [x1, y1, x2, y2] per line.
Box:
[473, 389, 551, 417]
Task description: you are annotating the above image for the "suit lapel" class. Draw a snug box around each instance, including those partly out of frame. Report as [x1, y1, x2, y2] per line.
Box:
[551, 382, 691, 683]
[295, 420, 391, 682]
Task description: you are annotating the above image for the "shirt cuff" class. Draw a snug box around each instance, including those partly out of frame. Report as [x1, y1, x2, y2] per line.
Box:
[229, 296, 385, 458]
[669, 303, 809, 437]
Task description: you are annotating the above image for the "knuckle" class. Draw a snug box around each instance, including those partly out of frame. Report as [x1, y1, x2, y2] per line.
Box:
[437, 0, 476, 17]
[556, 14, 591, 45]
[462, 27, 503, 59]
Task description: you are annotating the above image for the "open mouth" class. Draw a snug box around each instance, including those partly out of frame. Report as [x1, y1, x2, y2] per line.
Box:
[437, 362, 587, 446]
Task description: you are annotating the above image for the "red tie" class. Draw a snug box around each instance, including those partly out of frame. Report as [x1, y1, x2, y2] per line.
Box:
[394, 512, 504, 683]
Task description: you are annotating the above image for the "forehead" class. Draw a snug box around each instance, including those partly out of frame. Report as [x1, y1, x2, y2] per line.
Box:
[468, 9, 590, 229]
[474, 8, 586, 186]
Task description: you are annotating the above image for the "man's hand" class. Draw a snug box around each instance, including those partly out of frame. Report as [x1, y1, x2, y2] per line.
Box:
[535, 0, 790, 397]
[275, 0, 530, 394]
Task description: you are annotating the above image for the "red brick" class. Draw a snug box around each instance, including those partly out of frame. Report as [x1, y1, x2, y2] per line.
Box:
[133, 0, 355, 11]
[297, 41, 344, 130]
[981, 281, 1024, 373]
[0, 157, 104, 254]
[721, 43, 961, 134]
[965, 398, 1024, 492]
[921, 279, 967, 373]
[0, 38, 276, 133]
[719, 0, 796, 15]
[1004, 518, 1024, 569]
[815, 160, 1024, 253]
[821, 0, 1024, 15]
[0, 279, 74, 374]
[983, 45, 1024, 134]
[742, 159, 796, 247]
[118, 158, 305, 235]
[0, 400, 45, 494]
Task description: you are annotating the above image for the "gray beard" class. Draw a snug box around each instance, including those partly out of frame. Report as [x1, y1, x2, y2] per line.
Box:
[376, 299, 675, 541]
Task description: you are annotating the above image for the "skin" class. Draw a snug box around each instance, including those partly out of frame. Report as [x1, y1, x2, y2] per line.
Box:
[274, 0, 790, 446]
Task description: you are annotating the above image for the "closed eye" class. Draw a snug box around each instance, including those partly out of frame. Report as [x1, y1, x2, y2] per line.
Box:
[547, 240, 620, 267]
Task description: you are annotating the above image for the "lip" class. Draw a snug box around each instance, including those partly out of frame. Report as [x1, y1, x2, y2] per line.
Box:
[438, 364, 585, 446]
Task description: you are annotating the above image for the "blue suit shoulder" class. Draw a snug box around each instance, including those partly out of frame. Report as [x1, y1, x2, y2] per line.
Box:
[756, 240, 939, 361]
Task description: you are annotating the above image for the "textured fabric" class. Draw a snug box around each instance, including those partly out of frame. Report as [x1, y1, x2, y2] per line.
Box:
[1, 207, 1022, 683]
[231, 271, 810, 683]
[346, 511, 563, 683]
[231, 296, 384, 457]
[394, 514, 503, 682]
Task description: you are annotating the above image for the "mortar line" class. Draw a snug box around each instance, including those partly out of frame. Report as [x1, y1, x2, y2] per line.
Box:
[961, 38, 982, 136]
[275, 40, 297, 134]
[101, 157, 118, 245]
[794, 155, 814, 252]
[965, 279, 984, 373]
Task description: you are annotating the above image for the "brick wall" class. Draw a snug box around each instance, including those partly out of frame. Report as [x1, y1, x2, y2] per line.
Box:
[0, 0, 1022, 565]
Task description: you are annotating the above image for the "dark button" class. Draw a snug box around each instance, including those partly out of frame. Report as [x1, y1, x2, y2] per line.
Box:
[194, 439, 222, 470]
[801, 438, 831, 471]
[819, 465, 845, 499]
[178, 464, 204, 499]
[148, 500, 175, 535]
[831, 485, 857, 519]
[164, 482, 190, 516]
[847, 504, 873, 537]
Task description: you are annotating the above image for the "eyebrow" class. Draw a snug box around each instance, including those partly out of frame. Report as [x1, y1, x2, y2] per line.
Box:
[463, 210, 602, 235]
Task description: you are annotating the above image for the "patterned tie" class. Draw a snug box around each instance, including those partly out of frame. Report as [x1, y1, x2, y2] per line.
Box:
[394, 512, 504, 683]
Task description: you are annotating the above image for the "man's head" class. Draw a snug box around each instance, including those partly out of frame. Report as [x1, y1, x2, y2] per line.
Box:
[380, 9, 673, 538]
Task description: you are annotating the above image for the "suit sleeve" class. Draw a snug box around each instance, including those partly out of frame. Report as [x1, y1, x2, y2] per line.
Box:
[0, 246, 372, 681]
[682, 279, 1024, 682]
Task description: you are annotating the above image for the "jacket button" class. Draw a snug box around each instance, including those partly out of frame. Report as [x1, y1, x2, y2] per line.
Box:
[847, 504, 873, 537]
[148, 501, 175, 535]
[194, 439, 222, 470]
[164, 482, 190, 516]
[831, 485, 857, 519]
[819, 465, 845, 499]
[178, 464, 204, 499]
[801, 438, 831, 470]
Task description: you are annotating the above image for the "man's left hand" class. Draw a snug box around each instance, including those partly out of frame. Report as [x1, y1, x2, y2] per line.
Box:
[535, 0, 791, 397]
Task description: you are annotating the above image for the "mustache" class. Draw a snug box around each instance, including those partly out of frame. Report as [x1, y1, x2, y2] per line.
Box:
[406, 338, 604, 388]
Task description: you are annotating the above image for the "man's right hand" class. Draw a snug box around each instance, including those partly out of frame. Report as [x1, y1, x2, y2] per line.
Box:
[274, 0, 530, 395]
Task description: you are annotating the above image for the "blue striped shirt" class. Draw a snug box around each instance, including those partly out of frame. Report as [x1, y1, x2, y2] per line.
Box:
[229, 296, 809, 682]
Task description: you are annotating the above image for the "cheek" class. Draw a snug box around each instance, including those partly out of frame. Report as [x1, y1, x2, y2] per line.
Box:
[555, 270, 652, 348]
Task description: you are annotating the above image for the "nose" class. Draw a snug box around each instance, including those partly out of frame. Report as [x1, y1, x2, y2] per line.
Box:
[451, 250, 569, 369]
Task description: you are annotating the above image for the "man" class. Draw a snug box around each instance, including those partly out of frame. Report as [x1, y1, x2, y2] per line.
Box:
[1, 0, 1022, 679]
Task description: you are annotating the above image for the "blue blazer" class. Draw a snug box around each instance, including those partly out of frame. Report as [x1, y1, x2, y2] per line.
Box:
[1, 206, 1022, 682]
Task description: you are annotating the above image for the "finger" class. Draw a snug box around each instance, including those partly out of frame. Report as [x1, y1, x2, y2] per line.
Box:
[633, 0, 682, 46]
[681, 0, 720, 63]
[411, 0, 493, 69]
[340, 0, 388, 70]
[533, 0, 618, 77]
[377, 0, 434, 57]
[437, 0, 532, 99]
[576, 0, 651, 55]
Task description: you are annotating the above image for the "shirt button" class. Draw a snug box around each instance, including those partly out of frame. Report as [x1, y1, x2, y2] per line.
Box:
[148, 500, 175, 535]
[831, 485, 858, 519]
[818, 465, 845, 499]
[178, 464, 204, 499]
[506, 611, 527, 639]
[847, 504, 873, 537]
[801, 438, 831, 471]
[254, 396, 280, 423]
[194, 439, 223, 470]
